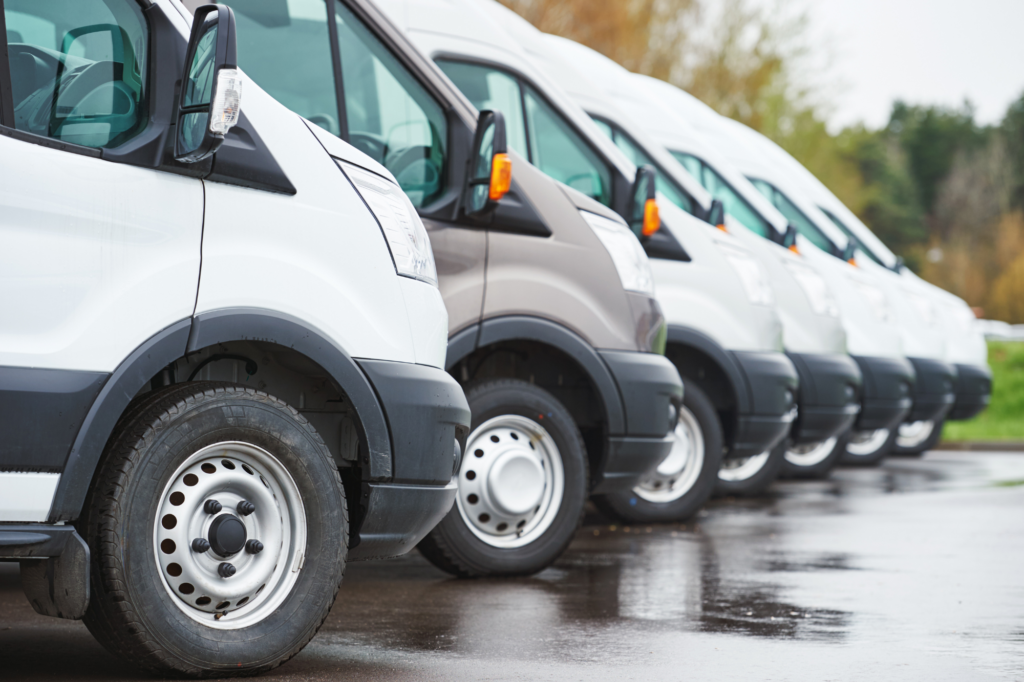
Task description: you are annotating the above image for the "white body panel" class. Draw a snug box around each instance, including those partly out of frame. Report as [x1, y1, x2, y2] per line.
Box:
[196, 82, 446, 367]
[0, 135, 203, 372]
[0, 473, 61, 522]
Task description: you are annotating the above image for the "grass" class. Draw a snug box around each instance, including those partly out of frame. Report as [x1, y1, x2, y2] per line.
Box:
[943, 341, 1024, 442]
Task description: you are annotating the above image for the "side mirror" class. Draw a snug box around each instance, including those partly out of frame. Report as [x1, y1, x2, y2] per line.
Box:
[782, 223, 799, 253]
[842, 239, 858, 265]
[629, 165, 660, 238]
[174, 5, 241, 163]
[465, 110, 512, 218]
[706, 199, 726, 232]
[893, 256, 905, 273]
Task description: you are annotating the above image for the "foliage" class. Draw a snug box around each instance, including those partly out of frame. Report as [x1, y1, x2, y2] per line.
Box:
[943, 342, 1024, 442]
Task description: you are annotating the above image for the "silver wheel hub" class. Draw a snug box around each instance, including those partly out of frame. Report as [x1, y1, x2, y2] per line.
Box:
[896, 420, 935, 449]
[847, 428, 890, 456]
[154, 442, 305, 630]
[719, 450, 771, 482]
[456, 415, 564, 549]
[634, 404, 704, 503]
[785, 436, 838, 468]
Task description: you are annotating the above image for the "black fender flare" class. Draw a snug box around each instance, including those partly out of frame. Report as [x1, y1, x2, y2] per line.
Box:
[666, 325, 749, 414]
[49, 309, 392, 522]
[446, 316, 626, 434]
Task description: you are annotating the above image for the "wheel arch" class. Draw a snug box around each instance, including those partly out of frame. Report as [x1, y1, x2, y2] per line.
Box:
[49, 309, 391, 523]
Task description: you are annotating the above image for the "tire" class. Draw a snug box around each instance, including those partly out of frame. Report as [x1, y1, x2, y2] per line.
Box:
[417, 379, 587, 578]
[714, 441, 787, 497]
[593, 383, 722, 523]
[841, 426, 898, 466]
[781, 431, 850, 479]
[78, 382, 347, 678]
[891, 419, 944, 456]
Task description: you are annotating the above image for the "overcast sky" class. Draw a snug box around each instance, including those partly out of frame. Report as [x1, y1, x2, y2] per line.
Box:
[800, 0, 1024, 131]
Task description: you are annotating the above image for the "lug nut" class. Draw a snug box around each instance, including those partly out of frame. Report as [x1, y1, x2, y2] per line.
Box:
[236, 500, 256, 516]
[245, 539, 264, 554]
[218, 562, 236, 578]
[191, 538, 211, 553]
[204, 499, 222, 514]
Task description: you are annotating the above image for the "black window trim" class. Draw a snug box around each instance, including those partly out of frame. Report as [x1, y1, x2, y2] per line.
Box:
[432, 54, 626, 211]
[589, 112, 697, 216]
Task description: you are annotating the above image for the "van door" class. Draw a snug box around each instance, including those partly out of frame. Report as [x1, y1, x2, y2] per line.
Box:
[226, 0, 486, 338]
[0, 0, 203, 481]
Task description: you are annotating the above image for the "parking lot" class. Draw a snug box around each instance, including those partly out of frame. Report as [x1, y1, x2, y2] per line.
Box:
[3, 450, 1023, 682]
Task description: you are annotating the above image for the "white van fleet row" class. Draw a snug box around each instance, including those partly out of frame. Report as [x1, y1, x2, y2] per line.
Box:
[0, 1, 470, 676]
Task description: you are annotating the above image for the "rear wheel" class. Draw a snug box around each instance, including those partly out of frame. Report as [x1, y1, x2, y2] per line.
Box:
[79, 383, 346, 678]
[841, 426, 898, 466]
[715, 441, 786, 497]
[595, 384, 722, 523]
[891, 419, 944, 456]
[781, 433, 847, 479]
[417, 379, 587, 578]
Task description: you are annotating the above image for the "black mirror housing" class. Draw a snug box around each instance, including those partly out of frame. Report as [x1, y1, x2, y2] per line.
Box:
[174, 4, 239, 163]
[782, 223, 798, 249]
[704, 198, 725, 229]
[464, 109, 510, 219]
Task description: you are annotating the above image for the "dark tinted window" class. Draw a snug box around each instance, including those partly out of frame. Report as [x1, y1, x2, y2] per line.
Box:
[671, 152, 772, 238]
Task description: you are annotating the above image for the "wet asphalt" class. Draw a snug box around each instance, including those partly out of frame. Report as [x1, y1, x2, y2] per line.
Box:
[2, 450, 1023, 681]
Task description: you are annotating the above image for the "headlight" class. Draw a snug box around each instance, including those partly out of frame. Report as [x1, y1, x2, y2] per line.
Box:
[340, 161, 438, 287]
[784, 261, 838, 317]
[851, 279, 891, 323]
[719, 242, 774, 307]
[579, 210, 655, 296]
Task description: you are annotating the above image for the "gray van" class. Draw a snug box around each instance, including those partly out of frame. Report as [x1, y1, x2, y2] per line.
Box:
[208, 0, 683, 577]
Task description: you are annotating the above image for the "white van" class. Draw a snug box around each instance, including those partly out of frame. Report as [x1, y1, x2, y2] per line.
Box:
[539, 35, 867, 482]
[375, 0, 808, 514]
[633, 77, 928, 465]
[728, 131, 992, 451]
[716, 117, 962, 458]
[0, 1, 469, 676]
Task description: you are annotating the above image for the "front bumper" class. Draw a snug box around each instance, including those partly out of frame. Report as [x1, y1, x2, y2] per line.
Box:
[851, 355, 915, 431]
[787, 352, 862, 444]
[350, 360, 471, 561]
[594, 350, 683, 493]
[729, 351, 799, 459]
[905, 357, 958, 423]
[948, 363, 992, 421]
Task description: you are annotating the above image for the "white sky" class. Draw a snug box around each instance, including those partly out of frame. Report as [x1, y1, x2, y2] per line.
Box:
[799, 0, 1024, 131]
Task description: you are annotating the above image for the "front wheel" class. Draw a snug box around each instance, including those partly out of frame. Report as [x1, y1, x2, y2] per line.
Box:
[715, 441, 786, 497]
[891, 419, 944, 456]
[417, 379, 587, 578]
[79, 383, 347, 678]
[594, 383, 722, 523]
[781, 433, 847, 479]
[841, 426, 898, 466]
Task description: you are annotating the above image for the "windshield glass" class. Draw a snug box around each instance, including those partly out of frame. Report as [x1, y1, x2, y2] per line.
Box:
[670, 151, 771, 238]
[820, 207, 886, 266]
[750, 178, 836, 254]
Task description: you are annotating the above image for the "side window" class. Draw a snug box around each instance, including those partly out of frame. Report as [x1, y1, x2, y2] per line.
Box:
[435, 60, 527, 158]
[336, 4, 447, 208]
[231, 0, 340, 135]
[591, 117, 694, 214]
[3, 0, 149, 148]
[821, 207, 886, 266]
[751, 178, 834, 252]
[672, 152, 772, 238]
[523, 84, 612, 206]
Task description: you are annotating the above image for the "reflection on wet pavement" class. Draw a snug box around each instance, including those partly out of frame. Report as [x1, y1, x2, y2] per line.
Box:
[2, 451, 1024, 681]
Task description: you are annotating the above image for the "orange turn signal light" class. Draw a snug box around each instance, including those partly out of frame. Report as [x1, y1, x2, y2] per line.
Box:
[489, 153, 512, 201]
[716, 223, 728, 233]
[848, 258, 858, 266]
[789, 244, 801, 255]
[642, 198, 660, 236]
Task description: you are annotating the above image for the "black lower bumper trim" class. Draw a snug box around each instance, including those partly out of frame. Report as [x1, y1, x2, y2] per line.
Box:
[948, 363, 992, 421]
[348, 481, 457, 562]
[787, 352, 862, 444]
[851, 355, 915, 431]
[728, 351, 799, 458]
[906, 357, 958, 423]
[592, 434, 674, 494]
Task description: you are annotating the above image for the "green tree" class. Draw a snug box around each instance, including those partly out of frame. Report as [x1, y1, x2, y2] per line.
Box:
[1003, 91, 1024, 211]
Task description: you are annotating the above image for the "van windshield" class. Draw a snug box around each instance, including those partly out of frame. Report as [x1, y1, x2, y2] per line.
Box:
[820, 207, 886, 267]
[749, 178, 837, 255]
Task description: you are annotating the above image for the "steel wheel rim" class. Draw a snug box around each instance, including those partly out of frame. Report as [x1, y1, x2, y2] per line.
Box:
[718, 450, 771, 482]
[896, 420, 935, 449]
[785, 436, 838, 468]
[456, 415, 565, 549]
[634, 404, 705, 503]
[847, 428, 890, 456]
[154, 441, 306, 630]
